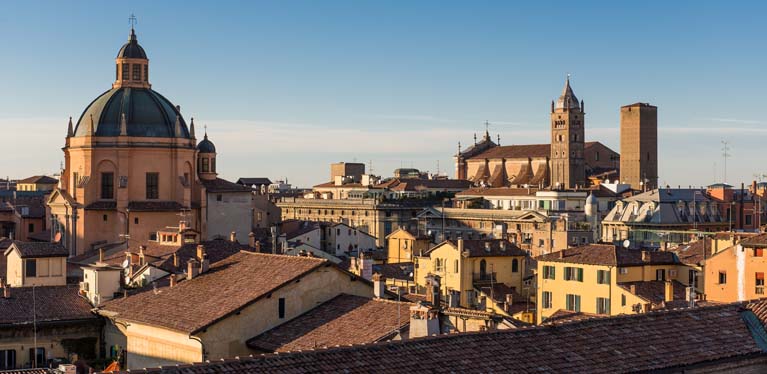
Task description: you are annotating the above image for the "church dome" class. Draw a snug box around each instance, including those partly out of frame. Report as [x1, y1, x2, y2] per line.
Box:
[74, 87, 190, 138]
[117, 29, 147, 59]
[197, 134, 216, 153]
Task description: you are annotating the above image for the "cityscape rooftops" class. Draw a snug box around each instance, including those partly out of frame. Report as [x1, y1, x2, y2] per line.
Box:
[537, 244, 679, 266]
[4, 241, 68, 259]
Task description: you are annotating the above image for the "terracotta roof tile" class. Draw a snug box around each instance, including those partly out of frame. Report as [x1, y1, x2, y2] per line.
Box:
[99, 252, 327, 333]
[247, 294, 411, 352]
[201, 178, 252, 193]
[5, 241, 68, 258]
[429, 239, 528, 258]
[537, 244, 679, 266]
[0, 285, 97, 325]
[133, 303, 767, 374]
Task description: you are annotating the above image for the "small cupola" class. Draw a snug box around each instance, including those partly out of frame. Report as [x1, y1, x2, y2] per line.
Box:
[113, 25, 151, 89]
[197, 128, 217, 181]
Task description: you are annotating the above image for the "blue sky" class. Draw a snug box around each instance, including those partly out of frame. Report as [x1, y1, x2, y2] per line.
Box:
[1, 1, 765, 187]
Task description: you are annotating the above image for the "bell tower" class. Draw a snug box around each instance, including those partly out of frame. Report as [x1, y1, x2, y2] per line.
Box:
[550, 76, 585, 189]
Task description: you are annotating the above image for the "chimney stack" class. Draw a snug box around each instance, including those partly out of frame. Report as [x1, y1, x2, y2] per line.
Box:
[173, 253, 179, 268]
[372, 273, 386, 299]
[457, 238, 464, 254]
[248, 232, 256, 248]
[255, 241, 262, 253]
[426, 274, 441, 306]
[641, 251, 650, 262]
[2, 282, 9, 299]
[139, 245, 146, 266]
[230, 231, 237, 243]
[98, 248, 104, 263]
[630, 284, 636, 294]
[559, 249, 565, 259]
[169, 274, 177, 288]
[197, 245, 206, 262]
[664, 280, 674, 302]
[359, 252, 373, 280]
[187, 259, 199, 280]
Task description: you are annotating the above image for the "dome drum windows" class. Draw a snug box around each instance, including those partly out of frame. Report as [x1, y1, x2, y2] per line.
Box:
[121, 63, 130, 81]
[132, 64, 141, 80]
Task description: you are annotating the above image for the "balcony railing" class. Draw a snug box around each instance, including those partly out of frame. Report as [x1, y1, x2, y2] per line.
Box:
[473, 272, 497, 283]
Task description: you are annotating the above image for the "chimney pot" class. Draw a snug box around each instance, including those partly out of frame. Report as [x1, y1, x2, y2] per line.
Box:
[187, 259, 199, 280]
[248, 232, 256, 248]
[664, 280, 674, 302]
[641, 251, 649, 262]
[372, 273, 386, 299]
[230, 231, 237, 242]
[197, 245, 205, 262]
[559, 249, 565, 259]
[173, 253, 179, 268]
[2, 284, 9, 299]
[630, 284, 636, 294]
[169, 275, 177, 288]
[98, 248, 104, 263]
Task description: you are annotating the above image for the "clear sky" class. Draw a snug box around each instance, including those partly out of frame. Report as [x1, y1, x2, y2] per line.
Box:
[1, 1, 765, 188]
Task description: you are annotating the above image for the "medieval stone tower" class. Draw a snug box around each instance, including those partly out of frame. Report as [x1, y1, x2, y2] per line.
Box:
[620, 103, 658, 191]
[550, 77, 586, 189]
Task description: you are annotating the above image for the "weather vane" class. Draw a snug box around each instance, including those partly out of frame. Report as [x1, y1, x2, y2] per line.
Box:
[129, 14, 137, 29]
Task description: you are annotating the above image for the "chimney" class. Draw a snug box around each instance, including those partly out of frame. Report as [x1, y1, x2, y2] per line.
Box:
[3, 283, 9, 299]
[359, 252, 373, 280]
[408, 303, 440, 338]
[641, 251, 649, 262]
[426, 274, 441, 306]
[664, 280, 674, 302]
[248, 232, 256, 248]
[196, 245, 206, 262]
[372, 273, 386, 299]
[169, 275, 177, 288]
[230, 231, 237, 243]
[685, 286, 696, 308]
[255, 241, 262, 253]
[559, 249, 565, 259]
[173, 253, 179, 268]
[187, 259, 199, 280]
[139, 245, 146, 266]
[200, 254, 210, 274]
[457, 238, 464, 254]
[630, 284, 636, 294]
[484, 242, 492, 252]
[448, 290, 460, 308]
[98, 248, 104, 263]
[499, 241, 506, 251]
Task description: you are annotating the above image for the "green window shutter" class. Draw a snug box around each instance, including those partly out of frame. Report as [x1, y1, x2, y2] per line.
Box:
[577, 268, 584, 282]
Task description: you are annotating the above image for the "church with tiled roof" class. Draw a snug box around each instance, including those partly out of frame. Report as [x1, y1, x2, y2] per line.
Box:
[455, 77, 619, 189]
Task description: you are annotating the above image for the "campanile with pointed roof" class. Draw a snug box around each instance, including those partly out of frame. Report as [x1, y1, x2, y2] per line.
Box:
[550, 76, 586, 189]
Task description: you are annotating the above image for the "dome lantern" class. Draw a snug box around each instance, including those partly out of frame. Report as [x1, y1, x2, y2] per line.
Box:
[197, 128, 217, 181]
[113, 26, 150, 89]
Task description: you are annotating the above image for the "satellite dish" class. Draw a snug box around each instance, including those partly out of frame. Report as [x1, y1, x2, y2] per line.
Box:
[121, 259, 129, 269]
[623, 240, 631, 249]
[461, 250, 470, 258]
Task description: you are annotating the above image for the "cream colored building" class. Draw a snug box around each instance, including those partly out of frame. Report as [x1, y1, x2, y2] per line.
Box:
[536, 244, 694, 324]
[3, 242, 68, 287]
[96, 251, 378, 369]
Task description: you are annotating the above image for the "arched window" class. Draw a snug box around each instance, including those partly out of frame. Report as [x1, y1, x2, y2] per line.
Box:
[512, 258, 519, 273]
[201, 157, 209, 172]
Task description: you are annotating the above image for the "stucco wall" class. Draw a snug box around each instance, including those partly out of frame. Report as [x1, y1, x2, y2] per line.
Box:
[205, 191, 251, 241]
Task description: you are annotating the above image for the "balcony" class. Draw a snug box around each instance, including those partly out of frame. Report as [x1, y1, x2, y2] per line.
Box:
[473, 272, 497, 283]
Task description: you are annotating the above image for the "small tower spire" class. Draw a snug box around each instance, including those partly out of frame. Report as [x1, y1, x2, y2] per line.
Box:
[175, 115, 182, 137]
[120, 113, 127, 136]
[458, 141, 462, 154]
[497, 134, 501, 146]
[66, 117, 73, 137]
[473, 133, 477, 145]
[87, 114, 95, 136]
[190, 117, 196, 138]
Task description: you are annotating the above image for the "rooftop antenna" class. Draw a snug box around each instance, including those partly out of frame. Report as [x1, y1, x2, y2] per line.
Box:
[368, 160, 374, 175]
[721, 140, 731, 184]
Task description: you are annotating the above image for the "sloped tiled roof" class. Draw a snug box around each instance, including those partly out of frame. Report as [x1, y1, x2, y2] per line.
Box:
[536, 244, 679, 266]
[0, 285, 97, 325]
[247, 294, 411, 352]
[5, 241, 68, 258]
[429, 239, 528, 258]
[201, 178, 252, 193]
[99, 252, 327, 333]
[740, 233, 767, 247]
[618, 280, 687, 305]
[127, 201, 187, 212]
[130, 302, 767, 374]
[237, 177, 273, 186]
[668, 239, 713, 266]
[17, 175, 58, 184]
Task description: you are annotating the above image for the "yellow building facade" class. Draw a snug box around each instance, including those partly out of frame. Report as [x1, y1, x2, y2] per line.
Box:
[536, 245, 693, 324]
[385, 228, 431, 263]
[414, 239, 528, 310]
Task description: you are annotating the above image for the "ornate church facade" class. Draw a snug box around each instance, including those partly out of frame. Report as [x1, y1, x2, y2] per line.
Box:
[47, 27, 241, 256]
[455, 78, 619, 189]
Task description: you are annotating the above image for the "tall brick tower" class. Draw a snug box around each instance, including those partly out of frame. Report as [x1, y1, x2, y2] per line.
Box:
[620, 103, 658, 191]
[550, 76, 586, 189]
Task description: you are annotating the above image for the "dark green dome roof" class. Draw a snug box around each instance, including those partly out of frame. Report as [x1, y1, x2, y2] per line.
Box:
[74, 87, 190, 138]
[197, 134, 216, 153]
[117, 29, 147, 59]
